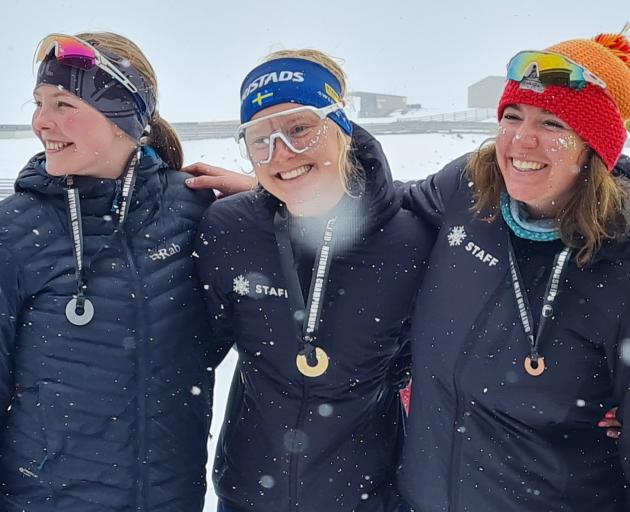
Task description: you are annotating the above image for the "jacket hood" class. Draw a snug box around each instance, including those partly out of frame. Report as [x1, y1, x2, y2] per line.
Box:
[592, 154, 630, 264]
[350, 122, 399, 229]
[613, 153, 630, 179]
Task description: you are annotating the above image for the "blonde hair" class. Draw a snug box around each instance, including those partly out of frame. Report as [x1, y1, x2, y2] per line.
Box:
[76, 32, 184, 170]
[467, 141, 629, 266]
[263, 49, 361, 194]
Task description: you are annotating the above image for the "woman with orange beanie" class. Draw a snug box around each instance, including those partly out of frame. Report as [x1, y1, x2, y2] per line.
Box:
[399, 26, 630, 511]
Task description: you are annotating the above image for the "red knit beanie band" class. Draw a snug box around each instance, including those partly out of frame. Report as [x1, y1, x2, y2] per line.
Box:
[498, 80, 627, 171]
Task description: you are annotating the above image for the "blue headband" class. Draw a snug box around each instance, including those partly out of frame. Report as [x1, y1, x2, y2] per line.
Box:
[239, 57, 352, 136]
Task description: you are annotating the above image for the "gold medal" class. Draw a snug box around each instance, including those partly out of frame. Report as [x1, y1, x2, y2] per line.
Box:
[524, 356, 545, 377]
[296, 347, 329, 378]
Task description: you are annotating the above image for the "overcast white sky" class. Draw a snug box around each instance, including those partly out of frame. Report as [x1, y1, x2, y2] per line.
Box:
[2, 1, 628, 123]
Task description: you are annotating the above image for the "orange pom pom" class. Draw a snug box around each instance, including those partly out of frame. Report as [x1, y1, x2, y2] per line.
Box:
[593, 31, 630, 68]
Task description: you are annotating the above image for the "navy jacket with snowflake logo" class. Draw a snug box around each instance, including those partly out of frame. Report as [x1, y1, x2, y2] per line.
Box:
[196, 125, 435, 512]
[398, 154, 630, 512]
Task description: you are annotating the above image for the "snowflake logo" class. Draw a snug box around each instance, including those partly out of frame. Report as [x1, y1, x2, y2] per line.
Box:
[232, 274, 250, 296]
[447, 225, 467, 247]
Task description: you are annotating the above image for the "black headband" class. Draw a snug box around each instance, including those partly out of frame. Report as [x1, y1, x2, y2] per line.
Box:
[35, 47, 157, 143]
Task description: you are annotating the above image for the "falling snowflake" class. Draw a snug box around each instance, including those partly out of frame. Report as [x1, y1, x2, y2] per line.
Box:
[232, 274, 250, 296]
[447, 225, 467, 247]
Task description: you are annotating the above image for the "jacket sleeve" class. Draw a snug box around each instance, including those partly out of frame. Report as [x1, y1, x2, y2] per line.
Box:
[194, 209, 237, 370]
[387, 316, 413, 391]
[0, 247, 21, 430]
[614, 310, 630, 495]
[394, 153, 471, 229]
[613, 154, 630, 179]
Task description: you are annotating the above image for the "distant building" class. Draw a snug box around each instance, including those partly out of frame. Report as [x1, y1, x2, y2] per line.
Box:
[468, 76, 506, 109]
[349, 91, 408, 118]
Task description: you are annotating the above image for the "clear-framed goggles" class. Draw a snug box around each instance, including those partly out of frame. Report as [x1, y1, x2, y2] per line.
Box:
[506, 50, 607, 92]
[235, 103, 343, 165]
[35, 33, 147, 113]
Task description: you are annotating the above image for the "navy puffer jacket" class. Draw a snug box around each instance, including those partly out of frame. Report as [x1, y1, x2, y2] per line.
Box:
[0, 148, 214, 511]
[196, 125, 435, 512]
[399, 154, 630, 511]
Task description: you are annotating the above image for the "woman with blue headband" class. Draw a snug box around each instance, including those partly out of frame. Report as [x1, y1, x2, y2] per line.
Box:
[194, 49, 433, 512]
[0, 32, 215, 511]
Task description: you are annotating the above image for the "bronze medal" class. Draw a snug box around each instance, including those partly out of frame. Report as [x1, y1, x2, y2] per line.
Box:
[524, 355, 545, 377]
[296, 347, 329, 378]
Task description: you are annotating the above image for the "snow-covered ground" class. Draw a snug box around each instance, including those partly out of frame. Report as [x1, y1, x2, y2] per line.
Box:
[1, 132, 628, 510]
[0, 131, 489, 182]
[4, 132, 628, 182]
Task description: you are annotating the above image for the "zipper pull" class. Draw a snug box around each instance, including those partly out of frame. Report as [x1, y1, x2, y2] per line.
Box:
[111, 179, 122, 214]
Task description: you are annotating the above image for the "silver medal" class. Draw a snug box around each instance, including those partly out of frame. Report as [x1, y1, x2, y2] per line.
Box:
[65, 297, 94, 326]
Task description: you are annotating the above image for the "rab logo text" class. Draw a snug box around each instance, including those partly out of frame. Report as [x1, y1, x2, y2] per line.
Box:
[241, 71, 305, 101]
[149, 243, 181, 261]
[447, 226, 499, 267]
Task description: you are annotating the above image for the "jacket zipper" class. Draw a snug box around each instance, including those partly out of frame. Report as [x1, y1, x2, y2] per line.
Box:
[289, 377, 310, 512]
[449, 342, 471, 512]
[111, 178, 122, 214]
[122, 234, 150, 511]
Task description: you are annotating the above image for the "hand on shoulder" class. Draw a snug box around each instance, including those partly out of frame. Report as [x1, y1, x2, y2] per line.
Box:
[182, 162, 257, 196]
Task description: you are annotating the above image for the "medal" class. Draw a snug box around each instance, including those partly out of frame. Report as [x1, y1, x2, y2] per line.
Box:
[65, 297, 94, 326]
[524, 356, 545, 377]
[296, 347, 329, 378]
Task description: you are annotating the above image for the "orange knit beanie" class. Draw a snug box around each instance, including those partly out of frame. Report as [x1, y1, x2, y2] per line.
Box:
[498, 26, 630, 170]
[547, 29, 630, 129]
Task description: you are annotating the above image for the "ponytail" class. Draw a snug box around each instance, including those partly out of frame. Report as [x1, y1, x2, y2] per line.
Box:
[149, 115, 183, 170]
[74, 32, 184, 170]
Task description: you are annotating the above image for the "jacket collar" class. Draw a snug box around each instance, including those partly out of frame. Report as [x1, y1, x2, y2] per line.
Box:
[15, 146, 167, 233]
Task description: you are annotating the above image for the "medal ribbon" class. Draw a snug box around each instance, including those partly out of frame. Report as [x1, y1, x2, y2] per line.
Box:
[507, 235, 571, 372]
[273, 206, 336, 368]
[64, 148, 140, 324]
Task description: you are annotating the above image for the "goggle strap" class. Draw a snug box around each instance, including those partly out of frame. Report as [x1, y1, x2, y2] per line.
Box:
[95, 57, 139, 94]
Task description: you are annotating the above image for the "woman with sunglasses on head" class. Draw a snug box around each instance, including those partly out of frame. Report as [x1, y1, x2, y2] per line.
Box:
[193, 49, 433, 512]
[397, 28, 630, 511]
[0, 32, 215, 511]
